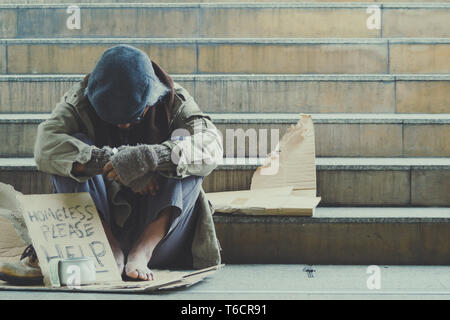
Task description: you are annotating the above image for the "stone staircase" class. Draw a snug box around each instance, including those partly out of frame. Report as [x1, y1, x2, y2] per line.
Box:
[0, 1, 449, 264]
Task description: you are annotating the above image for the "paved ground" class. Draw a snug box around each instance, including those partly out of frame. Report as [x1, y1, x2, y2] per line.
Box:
[0, 264, 449, 300]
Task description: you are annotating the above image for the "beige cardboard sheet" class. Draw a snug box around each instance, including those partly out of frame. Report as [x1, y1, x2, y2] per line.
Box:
[0, 183, 29, 263]
[207, 187, 293, 206]
[207, 114, 320, 216]
[207, 192, 320, 216]
[18, 192, 122, 286]
[0, 215, 26, 263]
[251, 114, 317, 197]
[0, 265, 222, 293]
[207, 186, 319, 216]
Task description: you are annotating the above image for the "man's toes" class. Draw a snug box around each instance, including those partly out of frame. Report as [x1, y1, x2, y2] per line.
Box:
[142, 268, 154, 281]
[133, 268, 150, 280]
[125, 266, 139, 279]
[137, 269, 147, 280]
[124, 260, 155, 281]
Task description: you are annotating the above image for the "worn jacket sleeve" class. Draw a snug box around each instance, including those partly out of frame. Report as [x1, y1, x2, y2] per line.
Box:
[160, 88, 223, 178]
[33, 96, 96, 183]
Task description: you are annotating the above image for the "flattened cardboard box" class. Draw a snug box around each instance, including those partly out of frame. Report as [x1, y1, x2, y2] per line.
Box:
[207, 187, 320, 216]
[0, 265, 221, 293]
[208, 114, 321, 216]
[251, 114, 317, 196]
[0, 182, 220, 292]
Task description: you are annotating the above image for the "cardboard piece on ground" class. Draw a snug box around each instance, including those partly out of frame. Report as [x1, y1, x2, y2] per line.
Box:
[207, 114, 320, 216]
[0, 265, 222, 293]
[207, 190, 320, 216]
[0, 183, 29, 263]
[251, 114, 317, 197]
[0, 215, 26, 263]
[207, 186, 294, 212]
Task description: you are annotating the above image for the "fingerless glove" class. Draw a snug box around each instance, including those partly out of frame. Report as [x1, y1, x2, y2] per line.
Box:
[82, 146, 115, 176]
[110, 144, 172, 185]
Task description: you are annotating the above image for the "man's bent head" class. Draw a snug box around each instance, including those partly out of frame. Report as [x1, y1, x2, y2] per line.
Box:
[85, 45, 169, 126]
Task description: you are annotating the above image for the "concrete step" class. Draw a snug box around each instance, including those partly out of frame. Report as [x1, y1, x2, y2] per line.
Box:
[2, 74, 450, 114]
[1, 157, 449, 206]
[1, 265, 450, 299]
[1, 3, 450, 38]
[214, 113, 450, 157]
[1, 113, 450, 158]
[214, 207, 450, 264]
[1, 38, 450, 74]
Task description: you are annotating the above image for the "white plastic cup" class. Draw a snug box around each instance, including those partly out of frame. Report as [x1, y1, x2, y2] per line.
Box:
[58, 257, 96, 286]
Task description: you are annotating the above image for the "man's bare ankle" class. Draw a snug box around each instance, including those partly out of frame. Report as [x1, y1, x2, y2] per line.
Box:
[127, 244, 154, 263]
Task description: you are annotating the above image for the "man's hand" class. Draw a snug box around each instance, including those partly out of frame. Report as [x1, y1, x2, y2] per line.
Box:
[72, 162, 86, 177]
[103, 161, 124, 184]
[109, 144, 172, 186]
[72, 147, 115, 177]
[136, 175, 159, 196]
[103, 160, 159, 195]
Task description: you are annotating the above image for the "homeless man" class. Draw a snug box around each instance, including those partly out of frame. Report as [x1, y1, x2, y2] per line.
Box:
[32, 44, 223, 281]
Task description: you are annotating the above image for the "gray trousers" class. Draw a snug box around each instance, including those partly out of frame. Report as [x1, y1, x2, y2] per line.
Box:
[50, 133, 203, 269]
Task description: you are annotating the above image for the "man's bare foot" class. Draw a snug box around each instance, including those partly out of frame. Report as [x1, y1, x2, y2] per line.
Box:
[124, 207, 173, 281]
[124, 237, 155, 280]
[125, 253, 154, 281]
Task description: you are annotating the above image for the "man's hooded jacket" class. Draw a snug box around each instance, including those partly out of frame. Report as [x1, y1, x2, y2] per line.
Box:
[33, 58, 223, 269]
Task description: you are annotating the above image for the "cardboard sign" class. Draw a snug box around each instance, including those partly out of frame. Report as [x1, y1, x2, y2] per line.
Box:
[18, 192, 122, 287]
